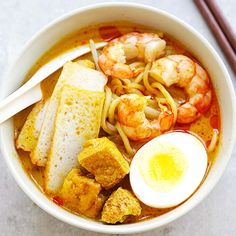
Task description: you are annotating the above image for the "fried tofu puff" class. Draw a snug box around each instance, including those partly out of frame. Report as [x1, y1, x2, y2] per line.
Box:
[101, 187, 141, 224]
[60, 169, 105, 219]
[78, 137, 130, 189]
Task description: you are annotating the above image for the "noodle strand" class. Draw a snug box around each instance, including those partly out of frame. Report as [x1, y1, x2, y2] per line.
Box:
[101, 87, 116, 134]
[129, 62, 145, 69]
[126, 83, 146, 91]
[89, 39, 101, 71]
[108, 97, 121, 124]
[143, 63, 159, 95]
[115, 123, 134, 156]
[152, 82, 178, 124]
[134, 71, 144, 83]
[208, 129, 219, 152]
[127, 88, 143, 95]
[110, 78, 125, 95]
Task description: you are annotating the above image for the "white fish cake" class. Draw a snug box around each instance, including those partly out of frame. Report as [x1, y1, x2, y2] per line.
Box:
[45, 85, 105, 194]
[32, 61, 107, 166]
[16, 99, 49, 153]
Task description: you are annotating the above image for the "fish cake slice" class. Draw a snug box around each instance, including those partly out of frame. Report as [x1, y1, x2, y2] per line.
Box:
[32, 61, 107, 166]
[16, 99, 49, 153]
[45, 85, 105, 193]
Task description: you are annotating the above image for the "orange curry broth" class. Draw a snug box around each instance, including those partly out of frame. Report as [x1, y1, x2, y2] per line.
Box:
[13, 22, 221, 223]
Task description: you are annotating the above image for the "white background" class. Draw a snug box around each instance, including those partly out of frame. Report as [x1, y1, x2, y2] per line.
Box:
[0, 1, 235, 235]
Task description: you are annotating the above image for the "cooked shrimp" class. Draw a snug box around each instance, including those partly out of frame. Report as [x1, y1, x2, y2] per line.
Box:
[150, 55, 212, 124]
[99, 32, 166, 79]
[117, 94, 173, 141]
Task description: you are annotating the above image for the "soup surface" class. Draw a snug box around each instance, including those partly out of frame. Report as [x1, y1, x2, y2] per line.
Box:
[14, 22, 220, 224]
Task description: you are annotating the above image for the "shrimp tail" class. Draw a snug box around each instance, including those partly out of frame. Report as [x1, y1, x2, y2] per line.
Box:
[177, 103, 200, 124]
[159, 110, 174, 131]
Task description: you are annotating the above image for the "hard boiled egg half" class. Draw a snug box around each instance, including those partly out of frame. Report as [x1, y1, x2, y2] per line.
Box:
[130, 131, 208, 208]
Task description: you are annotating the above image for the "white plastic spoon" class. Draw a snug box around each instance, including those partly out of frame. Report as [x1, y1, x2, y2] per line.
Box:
[0, 41, 107, 124]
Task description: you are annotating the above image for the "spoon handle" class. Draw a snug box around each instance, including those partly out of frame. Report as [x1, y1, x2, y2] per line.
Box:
[0, 84, 42, 124]
[0, 42, 107, 124]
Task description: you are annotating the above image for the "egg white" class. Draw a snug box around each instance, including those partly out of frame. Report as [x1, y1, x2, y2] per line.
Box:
[130, 131, 208, 208]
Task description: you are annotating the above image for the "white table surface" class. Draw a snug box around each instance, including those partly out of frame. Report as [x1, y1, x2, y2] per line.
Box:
[0, 0, 235, 235]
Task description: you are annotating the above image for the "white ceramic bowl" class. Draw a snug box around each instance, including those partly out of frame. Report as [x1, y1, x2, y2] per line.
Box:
[1, 3, 236, 234]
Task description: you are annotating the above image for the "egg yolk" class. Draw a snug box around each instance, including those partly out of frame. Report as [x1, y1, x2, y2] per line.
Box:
[139, 146, 188, 192]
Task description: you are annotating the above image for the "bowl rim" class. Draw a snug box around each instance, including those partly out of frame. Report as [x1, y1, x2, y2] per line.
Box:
[1, 2, 236, 234]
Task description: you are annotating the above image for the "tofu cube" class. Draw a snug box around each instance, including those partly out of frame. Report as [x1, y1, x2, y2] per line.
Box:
[60, 168, 105, 219]
[101, 187, 141, 224]
[78, 137, 129, 189]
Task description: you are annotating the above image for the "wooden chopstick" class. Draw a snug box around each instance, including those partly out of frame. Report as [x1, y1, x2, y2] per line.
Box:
[194, 0, 236, 74]
[205, 0, 236, 52]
